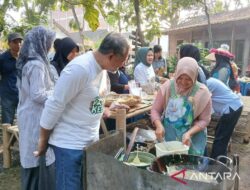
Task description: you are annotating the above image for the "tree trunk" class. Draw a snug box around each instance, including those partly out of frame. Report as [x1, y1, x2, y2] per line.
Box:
[133, 0, 145, 45]
[23, 0, 31, 22]
[204, 0, 213, 48]
[168, 0, 180, 28]
[71, 5, 85, 51]
[118, 0, 121, 33]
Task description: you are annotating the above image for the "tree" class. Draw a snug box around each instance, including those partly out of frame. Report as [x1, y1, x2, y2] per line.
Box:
[58, 0, 113, 49]
[0, 0, 110, 48]
[203, 0, 213, 48]
[0, 0, 57, 37]
[133, 0, 145, 45]
[2, 0, 250, 47]
[104, 0, 202, 44]
[190, 0, 249, 48]
[22, 0, 57, 26]
[0, 0, 21, 33]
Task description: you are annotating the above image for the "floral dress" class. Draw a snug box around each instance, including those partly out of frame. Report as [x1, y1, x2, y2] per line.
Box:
[162, 80, 207, 155]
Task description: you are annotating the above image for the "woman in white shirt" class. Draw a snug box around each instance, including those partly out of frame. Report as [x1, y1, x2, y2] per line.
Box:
[134, 47, 155, 86]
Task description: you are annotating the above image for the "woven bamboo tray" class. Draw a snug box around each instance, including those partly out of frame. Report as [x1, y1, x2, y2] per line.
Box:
[105, 94, 141, 107]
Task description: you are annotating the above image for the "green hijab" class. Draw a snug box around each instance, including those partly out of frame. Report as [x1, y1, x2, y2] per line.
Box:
[135, 47, 152, 67]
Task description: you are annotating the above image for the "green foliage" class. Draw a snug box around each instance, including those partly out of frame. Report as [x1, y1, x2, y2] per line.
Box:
[106, 14, 117, 27]
[125, 64, 134, 79]
[59, 0, 109, 31]
[93, 38, 103, 49]
[167, 56, 178, 73]
[145, 21, 161, 42]
[83, 4, 99, 31]
[103, 0, 201, 43]
[198, 47, 210, 66]
[211, 0, 224, 13]
[69, 19, 79, 31]
[177, 42, 210, 67]
[1, 0, 249, 46]
[23, 0, 57, 25]
[168, 42, 210, 74]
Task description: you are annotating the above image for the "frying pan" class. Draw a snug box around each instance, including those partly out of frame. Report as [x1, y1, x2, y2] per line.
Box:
[149, 154, 239, 190]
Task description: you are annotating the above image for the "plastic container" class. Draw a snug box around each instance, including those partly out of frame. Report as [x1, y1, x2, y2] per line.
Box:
[155, 141, 189, 157]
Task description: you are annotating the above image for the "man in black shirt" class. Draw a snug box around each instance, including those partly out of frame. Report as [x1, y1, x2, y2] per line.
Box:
[0, 32, 22, 124]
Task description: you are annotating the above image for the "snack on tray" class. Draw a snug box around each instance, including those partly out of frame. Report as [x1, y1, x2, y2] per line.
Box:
[105, 93, 141, 107]
[117, 94, 141, 107]
[239, 76, 250, 83]
[104, 93, 120, 107]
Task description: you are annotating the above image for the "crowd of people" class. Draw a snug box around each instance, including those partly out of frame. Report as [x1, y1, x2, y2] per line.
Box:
[0, 25, 244, 190]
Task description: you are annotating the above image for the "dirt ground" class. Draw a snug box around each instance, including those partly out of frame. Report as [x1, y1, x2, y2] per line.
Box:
[0, 132, 250, 190]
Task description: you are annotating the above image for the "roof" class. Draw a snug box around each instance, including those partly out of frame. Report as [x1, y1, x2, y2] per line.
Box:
[167, 6, 250, 32]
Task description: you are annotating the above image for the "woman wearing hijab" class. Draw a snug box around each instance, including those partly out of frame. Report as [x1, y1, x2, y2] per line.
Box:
[151, 57, 212, 155]
[134, 47, 155, 86]
[51, 37, 79, 75]
[210, 47, 235, 89]
[179, 44, 207, 85]
[16, 26, 56, 190]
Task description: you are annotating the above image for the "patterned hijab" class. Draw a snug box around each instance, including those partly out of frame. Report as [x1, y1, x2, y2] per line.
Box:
[16, 26, 56, 80]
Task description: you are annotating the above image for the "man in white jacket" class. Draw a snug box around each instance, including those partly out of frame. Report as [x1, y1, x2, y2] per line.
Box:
[34, 32, 129, 190]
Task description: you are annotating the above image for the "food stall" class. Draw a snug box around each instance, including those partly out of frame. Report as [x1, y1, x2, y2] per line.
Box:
[84, 131, 239, 190]
[81, 91, 241, 190]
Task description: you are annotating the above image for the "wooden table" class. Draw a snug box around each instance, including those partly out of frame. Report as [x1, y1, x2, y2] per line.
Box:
[108, 102, 152, 130]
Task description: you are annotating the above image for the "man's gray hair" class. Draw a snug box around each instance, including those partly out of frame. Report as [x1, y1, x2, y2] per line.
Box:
[98, 32, 129, 57]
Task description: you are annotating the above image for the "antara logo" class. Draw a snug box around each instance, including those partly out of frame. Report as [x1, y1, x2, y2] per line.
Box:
[169, 168, 240, 186]
[170, 168, 187, 185]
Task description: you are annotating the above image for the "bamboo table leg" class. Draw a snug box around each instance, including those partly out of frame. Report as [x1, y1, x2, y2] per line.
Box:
[115, 109, 127, 152]
[100, 118, 109, 137]
[2, 123, 11, 168]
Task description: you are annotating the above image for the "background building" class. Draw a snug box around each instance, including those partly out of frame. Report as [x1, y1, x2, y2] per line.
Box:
[165, 6, 250, 74]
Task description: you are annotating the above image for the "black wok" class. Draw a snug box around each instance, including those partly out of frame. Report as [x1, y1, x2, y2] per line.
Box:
[149, 154, 239, 190]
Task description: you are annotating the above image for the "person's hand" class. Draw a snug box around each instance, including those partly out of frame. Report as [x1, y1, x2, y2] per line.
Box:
[124, 84, 129, 91]
[102, 107, 111, 119]
[109, 102, 130, 112]
[182, 132, 191, 146]
[33, 138, 48, 157]
[155, 124, 165, 142]
[159, 77, 168, 84]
